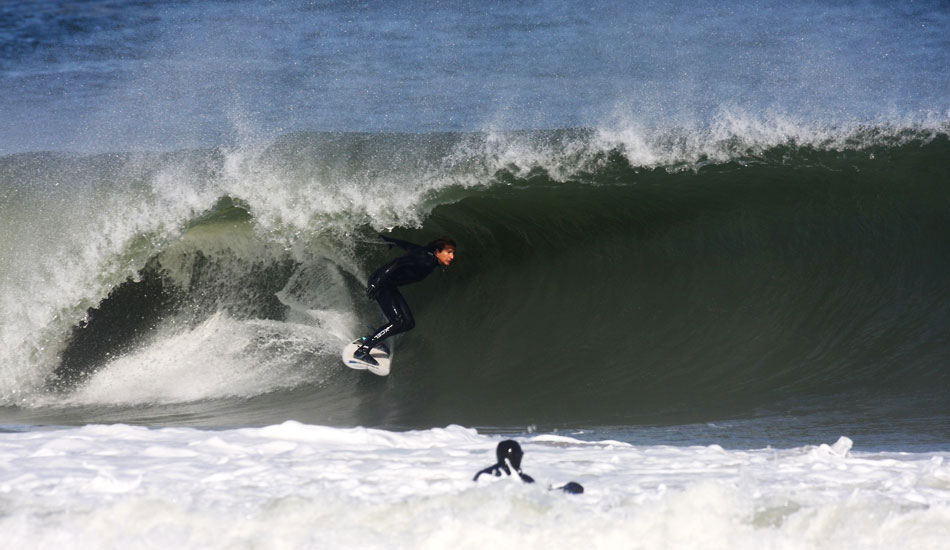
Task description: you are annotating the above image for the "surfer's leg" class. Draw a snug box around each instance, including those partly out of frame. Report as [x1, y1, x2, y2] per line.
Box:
[353, 294, 399, 365]
[388, 288, 415, 335]
[359, 287, 414, 352]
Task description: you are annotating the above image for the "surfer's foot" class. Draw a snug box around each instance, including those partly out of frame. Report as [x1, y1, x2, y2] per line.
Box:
[354, 346, 378, 366]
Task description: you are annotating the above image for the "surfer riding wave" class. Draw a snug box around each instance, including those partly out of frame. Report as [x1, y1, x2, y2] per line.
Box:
[353, 235, 457, 366]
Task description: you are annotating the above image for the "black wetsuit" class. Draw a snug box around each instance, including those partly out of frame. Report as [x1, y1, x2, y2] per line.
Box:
[473, 440, 535, 483]
[359, 235, 440, 352]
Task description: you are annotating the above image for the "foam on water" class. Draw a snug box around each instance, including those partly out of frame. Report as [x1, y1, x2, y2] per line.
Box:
[0, 422, 947, 549]
[58, 313, 339, 406]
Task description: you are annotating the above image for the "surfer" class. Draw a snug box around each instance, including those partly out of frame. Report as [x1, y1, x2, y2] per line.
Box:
[353, 234, 456, 366]
[474, 440, 584, 494]
[474, 440, 535, 483]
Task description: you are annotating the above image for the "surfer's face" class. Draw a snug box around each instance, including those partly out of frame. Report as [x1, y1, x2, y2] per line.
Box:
[435, 245, 455, 266]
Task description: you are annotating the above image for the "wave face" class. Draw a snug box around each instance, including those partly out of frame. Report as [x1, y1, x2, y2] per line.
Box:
[1, 124, 947, 427]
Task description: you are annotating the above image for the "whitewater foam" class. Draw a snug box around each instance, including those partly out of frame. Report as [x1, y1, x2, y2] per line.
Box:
[595, 110, 950, 169]
[58, 313, 340, 406]
[0, 423, 947, 549]
[0, 154, 212, 401]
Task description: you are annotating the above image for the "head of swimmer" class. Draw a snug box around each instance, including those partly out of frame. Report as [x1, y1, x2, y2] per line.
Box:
[496, 440, 524, 471]
[429, 237, 456, 267]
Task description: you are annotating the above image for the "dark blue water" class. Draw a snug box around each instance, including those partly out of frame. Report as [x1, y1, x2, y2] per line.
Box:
[2, 0, 947, 152]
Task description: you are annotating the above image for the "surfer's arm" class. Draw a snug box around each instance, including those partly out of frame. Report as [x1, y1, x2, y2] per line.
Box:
[473, 462, 512, 481]
[473, 464, 502, 481]
[379, 234, 423, 251]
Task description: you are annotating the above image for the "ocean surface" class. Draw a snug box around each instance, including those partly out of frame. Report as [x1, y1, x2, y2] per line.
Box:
[1, 0, 948, 547]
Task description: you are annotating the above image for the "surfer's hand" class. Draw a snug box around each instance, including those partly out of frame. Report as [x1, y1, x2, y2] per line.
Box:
[366, 283, 379, 299]
[379, 233, 395, 249]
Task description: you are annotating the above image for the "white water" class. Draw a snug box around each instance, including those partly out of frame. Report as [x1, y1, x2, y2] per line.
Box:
[0, 422, 947, 549]
[59, 314, 340, 406]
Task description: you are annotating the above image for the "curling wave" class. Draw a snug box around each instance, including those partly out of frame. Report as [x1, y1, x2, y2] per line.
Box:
[0, 123, 947, 427]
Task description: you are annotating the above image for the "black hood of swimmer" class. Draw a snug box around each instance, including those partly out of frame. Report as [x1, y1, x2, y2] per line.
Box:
[496, 440, 524, 471]
[474, 440, 534, 483]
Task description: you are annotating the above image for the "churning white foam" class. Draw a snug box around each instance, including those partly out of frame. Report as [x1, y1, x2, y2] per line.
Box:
[0, 423, 947, 550]
[594, 109, 950, 169]
[59, 313, 342, 406]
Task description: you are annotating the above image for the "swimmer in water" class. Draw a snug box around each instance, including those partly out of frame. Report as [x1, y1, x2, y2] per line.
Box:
[474, 440, 535, 483]
[473, 440, 584, 494]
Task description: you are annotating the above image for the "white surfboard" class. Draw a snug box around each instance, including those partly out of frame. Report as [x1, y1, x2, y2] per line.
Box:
[341, 339, 392, 376]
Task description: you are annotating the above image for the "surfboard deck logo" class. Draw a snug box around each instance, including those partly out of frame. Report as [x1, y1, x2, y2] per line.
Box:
[341, 339, 391, 376]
